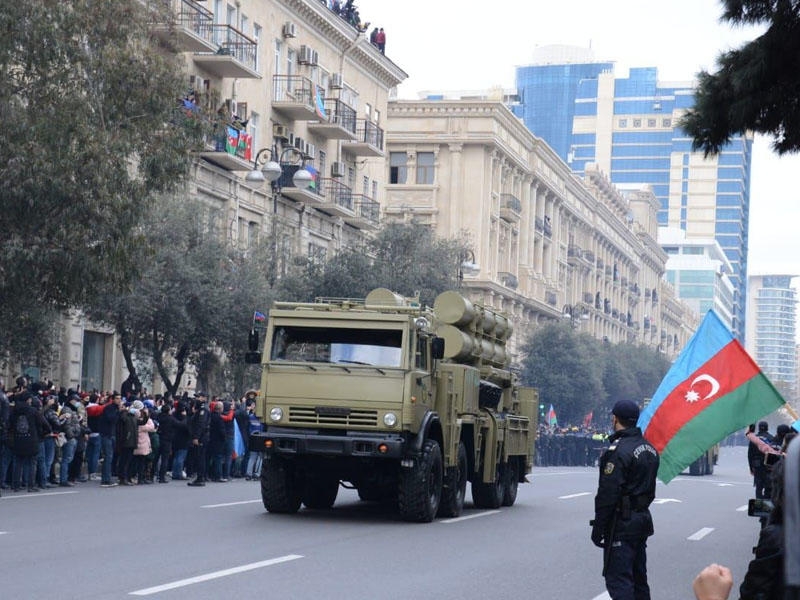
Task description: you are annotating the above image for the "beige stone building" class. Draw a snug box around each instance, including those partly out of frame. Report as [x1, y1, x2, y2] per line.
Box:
[384, 99, 699, 360]
[13, 0, 405, 392]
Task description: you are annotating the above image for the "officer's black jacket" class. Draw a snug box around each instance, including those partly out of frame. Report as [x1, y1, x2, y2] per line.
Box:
[189, 406, 211, 444]
[594, 427, 659, 540]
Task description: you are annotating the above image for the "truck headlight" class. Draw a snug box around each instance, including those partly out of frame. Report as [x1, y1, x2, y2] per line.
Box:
[383, 412, 397, 427]
[269, 407, 284, 422]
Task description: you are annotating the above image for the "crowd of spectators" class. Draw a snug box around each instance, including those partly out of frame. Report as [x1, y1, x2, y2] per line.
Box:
[320, 0, 386, 53]
[0, 375, 264, 494]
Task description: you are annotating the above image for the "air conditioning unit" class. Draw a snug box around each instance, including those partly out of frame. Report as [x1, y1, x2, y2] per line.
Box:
[331, 161, 345, 178]
[294, 136, 304, 151]
[329, 73, 343, 90]
[282, 22, 297, 38]
[299, 45, 313, 65]
[305, 143, 316, 159]
[272, 124, 289, 140]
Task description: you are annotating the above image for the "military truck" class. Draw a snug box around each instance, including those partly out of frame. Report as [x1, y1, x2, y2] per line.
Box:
[245, 288, 538, 522]
[688, 444, 720, 476]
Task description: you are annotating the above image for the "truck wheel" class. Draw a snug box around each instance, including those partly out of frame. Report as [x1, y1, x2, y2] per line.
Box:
[689, 458, 701, 476]
[398, 439, 443, 522]
[302, 477, 339, 509]
[437, 442, 468, 518]
[358, 486, 381, 502]
[502, 459, 519, 507]
[261, 457, 301, 513]
[472, 463, 503, 509]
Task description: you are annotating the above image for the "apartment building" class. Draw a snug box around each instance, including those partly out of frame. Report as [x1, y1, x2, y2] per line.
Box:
[34, 0, 406, 392]
[384, 99, 698, 360]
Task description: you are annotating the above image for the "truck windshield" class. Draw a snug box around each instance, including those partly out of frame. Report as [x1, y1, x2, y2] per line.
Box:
[271, 326, 403, 367]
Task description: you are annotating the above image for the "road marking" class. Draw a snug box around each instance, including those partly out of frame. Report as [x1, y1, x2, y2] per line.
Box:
[688, 527, 715, 541]
[559, 492, 592, 499]
[651, 498, 682, 504]
[129, 554, 304, 596]
[0, 491, 78, 500]
[736, 504, 748, 512]
[440, 510, 501, 524]
[592, 592, 611, 600]
[717, 483, 733, 487]
[0, 532, 7, 535]
[201, 499, 262, 508]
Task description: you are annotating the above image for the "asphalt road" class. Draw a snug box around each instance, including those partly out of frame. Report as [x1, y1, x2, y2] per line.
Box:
[0, 446, 760, 600]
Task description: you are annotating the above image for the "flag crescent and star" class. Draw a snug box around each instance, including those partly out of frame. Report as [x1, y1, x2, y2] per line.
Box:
[638, 310, 787, 483]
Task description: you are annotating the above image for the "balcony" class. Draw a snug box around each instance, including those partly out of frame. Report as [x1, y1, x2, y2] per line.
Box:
[583, 292, 594, 305]
[534, 217, 544, 233]
[567, 245, 582, 265]
[543, 217, 552, 238]
[307, 98, 358, 140]
[198, 127, 254, 171]
[193, 24, 259, 78]
[342, 119, 384, 157]
[499, 194, 522, 223]
[498, 272, 519, 290]
[344, 195, 380, 230]
[278, 163, 324, 205]
[149, 0, 216, 53]
[545, 291, 557, 306]
[583, 249, 595, 264]
[272, 75, 322, 121]
[317, 178, 355, 218]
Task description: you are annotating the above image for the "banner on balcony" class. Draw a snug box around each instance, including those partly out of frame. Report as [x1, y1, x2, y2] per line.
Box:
[315, 86, 327, 120]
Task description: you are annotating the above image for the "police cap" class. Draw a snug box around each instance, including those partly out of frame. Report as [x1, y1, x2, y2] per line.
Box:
[612, 400, 640, 421]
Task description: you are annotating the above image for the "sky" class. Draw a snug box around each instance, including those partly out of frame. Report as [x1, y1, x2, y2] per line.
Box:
[362, 0, 800, 277]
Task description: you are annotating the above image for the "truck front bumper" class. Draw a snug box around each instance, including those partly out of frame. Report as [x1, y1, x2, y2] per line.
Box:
[250, 428, 407, 459]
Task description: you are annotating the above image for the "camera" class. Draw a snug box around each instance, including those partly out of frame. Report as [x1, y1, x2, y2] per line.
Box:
[748, 498, 774, 519]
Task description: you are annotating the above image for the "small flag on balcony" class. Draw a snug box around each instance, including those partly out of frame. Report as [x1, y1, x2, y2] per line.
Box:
[225, 126, 239, 155]
[253, 311, 266, 322]
[315, 86, 327, 120]
[305, 165, 319, 190]
[237, 132, 252, 161]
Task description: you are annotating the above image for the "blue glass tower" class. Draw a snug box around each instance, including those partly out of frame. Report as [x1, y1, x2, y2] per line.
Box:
[514, 60, 752, 340]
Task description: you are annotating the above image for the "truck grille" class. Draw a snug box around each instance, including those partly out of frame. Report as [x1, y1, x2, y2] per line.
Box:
[288, 406, 379, 427]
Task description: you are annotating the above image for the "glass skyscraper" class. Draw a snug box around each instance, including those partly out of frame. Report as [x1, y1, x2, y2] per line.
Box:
[513, 54, 753, 340]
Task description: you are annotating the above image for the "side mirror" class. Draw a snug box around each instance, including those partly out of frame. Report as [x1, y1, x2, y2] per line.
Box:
[431, 337, 445, 360]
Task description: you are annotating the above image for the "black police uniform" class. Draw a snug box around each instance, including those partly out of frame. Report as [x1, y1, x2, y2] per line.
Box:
[188, 399, 211, 486]
[592, 426, 659, 600]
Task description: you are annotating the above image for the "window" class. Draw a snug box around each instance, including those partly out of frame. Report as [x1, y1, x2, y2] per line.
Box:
[274, 39, 282, 75]
[253, 24, 261, 71]
[308, 243, 327, 264]
[348, 166, 355, 189]
[372, 180, 378, 200]
[365, 103, 372, 121]
[416, 151, 435, 184]
[287, 48, 295, 77]
[363, 175, 369, 195]
[248, 221, 260, 247]
[248, 111, 259, 157]
[318, 150, 326, 180]
[389, 152, 407, 184]
[374, 109, 381, 124]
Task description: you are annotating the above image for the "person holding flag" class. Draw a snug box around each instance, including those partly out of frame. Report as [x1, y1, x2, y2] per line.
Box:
[591, 399, 659, 600]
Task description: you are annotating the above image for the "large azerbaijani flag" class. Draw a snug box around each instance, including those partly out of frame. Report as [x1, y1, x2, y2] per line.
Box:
[639, 310, 786, 483]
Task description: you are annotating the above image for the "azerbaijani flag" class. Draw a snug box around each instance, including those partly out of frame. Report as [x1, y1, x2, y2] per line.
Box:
[253, 311, 266, 322]
[547, 404, 558, 428]
[639, 310, 786, 483]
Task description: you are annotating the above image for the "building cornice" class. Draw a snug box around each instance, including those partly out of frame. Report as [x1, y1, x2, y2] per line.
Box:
[280, 0, 408, 88]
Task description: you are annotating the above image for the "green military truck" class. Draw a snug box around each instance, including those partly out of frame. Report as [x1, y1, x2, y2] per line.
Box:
[245, 288, 538, 522]
[688, 444, 720, 476]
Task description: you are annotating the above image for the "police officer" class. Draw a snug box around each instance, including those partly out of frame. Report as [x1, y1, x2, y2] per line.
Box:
[591, 400, 659, 600]
[187, 392, 211, 487]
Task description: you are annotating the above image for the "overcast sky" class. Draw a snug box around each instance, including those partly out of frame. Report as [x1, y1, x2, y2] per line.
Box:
[363, 0, 800, 277]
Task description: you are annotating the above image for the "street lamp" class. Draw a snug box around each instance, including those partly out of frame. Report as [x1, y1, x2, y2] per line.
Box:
[457, 249, 480, 285]
[245, 146, 313, 190]
[562, 304, 589, 328]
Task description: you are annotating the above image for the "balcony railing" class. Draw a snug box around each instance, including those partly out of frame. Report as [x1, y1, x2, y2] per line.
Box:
[568, 245, 582, 264]
[342, 119, 384, 156]
[318, 177, 354, 216]
[149, 0, 216, 52]
[543, 218, 552, 238]
[307, 98, 358, 139]
[583, 249, 595, 263]
[193, 24, 258, 77]
[344, 195, 380, 229]
[499, 194, 522, 222]
[272, 75, 321, 121]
